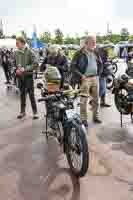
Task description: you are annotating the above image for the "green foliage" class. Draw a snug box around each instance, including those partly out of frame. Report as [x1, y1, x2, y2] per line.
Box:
[110, 34, 121, 44]
[21, 31, 27, 41]
[97, 34, 123, 44]
[68, 50, 76, 60]
[54, 28, 64, 44]
[120, 28, 129, 41]
[128, 35, 133, 43]
[38, 28, 132, 45]
[64, 35, 75, 44]
[40, 31, 51, 43]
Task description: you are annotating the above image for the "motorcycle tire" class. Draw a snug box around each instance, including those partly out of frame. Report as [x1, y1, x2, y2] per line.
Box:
[112, 63, 118, 74]
[106, 74, 115, 90]
[65, 122, 89, 177]
[114, 87, 129, 115]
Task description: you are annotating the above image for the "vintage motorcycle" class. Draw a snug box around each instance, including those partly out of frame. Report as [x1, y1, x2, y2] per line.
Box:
[37, 83, 89, 177]
[113, 73, 133, 127]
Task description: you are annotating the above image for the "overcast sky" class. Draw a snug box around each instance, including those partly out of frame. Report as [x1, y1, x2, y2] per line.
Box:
[0, 0, 133, 36]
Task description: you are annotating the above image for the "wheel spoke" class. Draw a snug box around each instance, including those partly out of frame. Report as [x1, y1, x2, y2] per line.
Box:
[68, 128, 83, 171]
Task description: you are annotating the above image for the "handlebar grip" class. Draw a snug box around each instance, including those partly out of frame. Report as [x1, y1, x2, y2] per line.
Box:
[38, 94, 57, 102]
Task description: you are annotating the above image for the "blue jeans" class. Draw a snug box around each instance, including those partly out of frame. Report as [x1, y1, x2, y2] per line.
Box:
[99, 77, 106, 97]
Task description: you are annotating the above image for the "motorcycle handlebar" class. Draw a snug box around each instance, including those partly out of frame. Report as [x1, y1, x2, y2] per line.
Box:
[38, 95, 57, 102]
[38, 89, 81, 103]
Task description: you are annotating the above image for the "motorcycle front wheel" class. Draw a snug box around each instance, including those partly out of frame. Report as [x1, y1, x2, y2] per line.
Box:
[106, 74, 115, 90]
[65, 122, 89, 177]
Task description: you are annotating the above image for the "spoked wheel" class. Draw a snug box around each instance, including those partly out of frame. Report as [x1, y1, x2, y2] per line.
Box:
[131, 113, 133, 123]
[114, 88, 129, 115]
[106, 74, 114, 90]
[112, 63, 118, 74]
[66, 123, 89, 177]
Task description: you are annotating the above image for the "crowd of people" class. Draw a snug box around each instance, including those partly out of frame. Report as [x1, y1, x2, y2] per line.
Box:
[0, 34, 120, 128]
[0, 48, 15, 84]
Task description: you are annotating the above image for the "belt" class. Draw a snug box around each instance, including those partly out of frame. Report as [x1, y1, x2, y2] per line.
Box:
[86, 75, 97, 78]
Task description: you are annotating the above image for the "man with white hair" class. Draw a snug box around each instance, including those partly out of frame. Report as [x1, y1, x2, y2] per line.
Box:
[71, 34, 102, 127]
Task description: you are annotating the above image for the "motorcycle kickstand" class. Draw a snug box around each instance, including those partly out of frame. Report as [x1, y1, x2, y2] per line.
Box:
[42, 115, 49, 140]
[45, 115, 49, 140]
[120, 112, 123, 128]
[131, 113, 133, 124]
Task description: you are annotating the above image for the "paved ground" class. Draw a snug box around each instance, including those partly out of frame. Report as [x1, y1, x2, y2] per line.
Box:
[0, 63, 133, 200]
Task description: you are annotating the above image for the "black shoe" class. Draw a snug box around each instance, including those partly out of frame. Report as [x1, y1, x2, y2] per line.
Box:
[5, 81, 11, 84]
[33, 114, 39, 120]
[93, 118, 102, 124]
[17, 113, 26, 119]
[82, 120, 88, 128]
[100, 103, 111, 108]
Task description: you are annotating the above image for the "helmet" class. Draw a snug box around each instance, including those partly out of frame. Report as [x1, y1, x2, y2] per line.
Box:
[45, 65, 61, 93]
[48, 46, 58, 55]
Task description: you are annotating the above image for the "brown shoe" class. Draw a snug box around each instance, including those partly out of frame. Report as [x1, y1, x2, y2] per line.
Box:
[100, 103, 111, 108]
[33, 113, 39, 120]
[93, 118, 102, 124]
[82, 120, 88, 128]
[17, 113, 26, 119]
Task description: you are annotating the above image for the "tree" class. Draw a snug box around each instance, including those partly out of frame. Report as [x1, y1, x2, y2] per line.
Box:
[54, 28, 64, 44]
[64, 35, 75, 44]
[110, 34, 121, 44]
[128, 35, 133, 43]
[96, 35, 104, 44]
[21, 31, 27, 41]
[40, 31, 51, 44]
[74, 33, 80, 45]
[120, 28, 129, 41]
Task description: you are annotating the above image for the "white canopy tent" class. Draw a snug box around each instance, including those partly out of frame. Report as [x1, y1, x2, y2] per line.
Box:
[0, 39, 16, 49]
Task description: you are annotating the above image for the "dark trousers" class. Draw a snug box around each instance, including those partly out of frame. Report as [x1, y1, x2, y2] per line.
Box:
[2, 64, 10, 82]
[99, 77, 106, 97]
[58, 67, 64, 89]
[19, 77, 37, 114]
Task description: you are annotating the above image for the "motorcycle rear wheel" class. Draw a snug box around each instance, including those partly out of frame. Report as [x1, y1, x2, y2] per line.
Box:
[114, 88, 129, 115]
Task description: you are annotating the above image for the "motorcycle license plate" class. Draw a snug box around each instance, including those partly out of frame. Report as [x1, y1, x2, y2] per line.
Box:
[66, 109, 75, 118]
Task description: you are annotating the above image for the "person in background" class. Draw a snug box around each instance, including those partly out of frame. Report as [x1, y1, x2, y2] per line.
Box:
[40, 46, 57, 72]
[15, 36, 39, 119]
[122, 47, 128, 63]
[71, 35, 102, 127]
[1, 49, 11, 84]
[56, 48, 68, 89]
[98, 47, 111, 107]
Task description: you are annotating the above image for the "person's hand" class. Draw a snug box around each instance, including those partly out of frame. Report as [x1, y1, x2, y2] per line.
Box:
[82, 75, 86, 80]
[16, 69, 22, 76]
[16, 67, 24, 76]
[20, 67, 25, 73]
